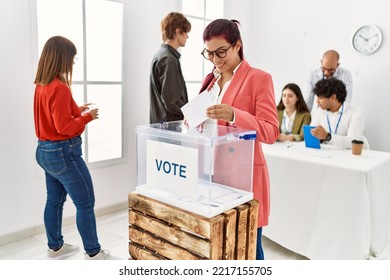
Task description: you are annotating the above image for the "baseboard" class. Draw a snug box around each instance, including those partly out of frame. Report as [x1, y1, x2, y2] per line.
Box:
[0, 202, 128, 246]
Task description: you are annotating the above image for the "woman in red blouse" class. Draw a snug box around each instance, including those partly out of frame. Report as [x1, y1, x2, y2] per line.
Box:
[34, 36, 118, 260]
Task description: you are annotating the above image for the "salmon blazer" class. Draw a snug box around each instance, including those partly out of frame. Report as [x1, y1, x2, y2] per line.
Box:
[209, 60, 280, 227]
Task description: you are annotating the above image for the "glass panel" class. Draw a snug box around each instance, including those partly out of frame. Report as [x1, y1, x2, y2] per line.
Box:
[70, 84, 86, 155]
[85, 0, 123, 81]
[205, 0, 224, 20]
[201, 20, 215, 76]
[71, 84, 84, 106]
[37, 0, 124, 164]
[36, 0, 84, 81]
[181, 18, 205, 82]
[87, 84, 122, 162]
[186, 82, 202, 102]
[203, 60, 215, 78]
[182, 0, 204, 18]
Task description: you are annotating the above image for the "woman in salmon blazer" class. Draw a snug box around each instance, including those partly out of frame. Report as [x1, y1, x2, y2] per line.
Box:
[199, 19, 279, 260]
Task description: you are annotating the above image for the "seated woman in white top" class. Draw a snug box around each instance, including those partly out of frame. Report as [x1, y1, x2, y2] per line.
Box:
[310, 78, 369, 149]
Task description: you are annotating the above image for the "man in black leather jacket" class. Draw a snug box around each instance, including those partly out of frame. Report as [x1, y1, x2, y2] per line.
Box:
[149, 12, 191, 124]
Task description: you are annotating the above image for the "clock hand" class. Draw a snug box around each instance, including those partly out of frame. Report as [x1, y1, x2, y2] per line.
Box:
[358, 34, 368, 41]
[367, 34, 378, 40]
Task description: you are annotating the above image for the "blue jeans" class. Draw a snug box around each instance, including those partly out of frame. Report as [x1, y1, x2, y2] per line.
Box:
[256, 227, 264, 260]
[36, 136, 101, 255]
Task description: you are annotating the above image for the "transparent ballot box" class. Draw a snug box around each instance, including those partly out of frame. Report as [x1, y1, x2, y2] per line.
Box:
[135, 121, 256, 218]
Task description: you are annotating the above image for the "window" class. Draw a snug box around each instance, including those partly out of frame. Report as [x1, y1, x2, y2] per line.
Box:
[180, 0, 224, 101]
[36, 0, 123, 163]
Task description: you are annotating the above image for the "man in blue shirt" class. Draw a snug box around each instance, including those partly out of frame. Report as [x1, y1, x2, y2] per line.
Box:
[305, 50, 352, 112]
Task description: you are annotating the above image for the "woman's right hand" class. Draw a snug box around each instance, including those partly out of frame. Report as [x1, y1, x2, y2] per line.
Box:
[89, 108, 99, 120]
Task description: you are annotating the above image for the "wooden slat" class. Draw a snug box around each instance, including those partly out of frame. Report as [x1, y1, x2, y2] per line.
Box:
[235, 204, 249, 260]
[129, 225, 204, 260]
[246, 200, 259, 260]
[129, 242, 166, 260]
[129, 210, 211, 258]
[129, 193, 213, 238]
[128, 192, 259, 260]
[222, 209, 237, 260]
[209, 215, 225, 260]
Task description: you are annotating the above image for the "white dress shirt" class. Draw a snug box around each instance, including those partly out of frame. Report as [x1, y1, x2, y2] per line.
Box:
[310, 103, 368, 149]
[205, 63, 242, 126]
[305, 67, 353, 111]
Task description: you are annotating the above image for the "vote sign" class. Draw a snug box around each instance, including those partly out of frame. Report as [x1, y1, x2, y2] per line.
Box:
[146, 140, 198, 199]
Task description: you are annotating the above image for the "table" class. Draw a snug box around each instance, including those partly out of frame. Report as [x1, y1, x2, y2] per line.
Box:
[262, 142, 390, 260]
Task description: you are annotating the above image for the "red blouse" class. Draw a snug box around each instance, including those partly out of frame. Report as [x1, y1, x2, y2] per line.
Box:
[34, 78, 92, 141]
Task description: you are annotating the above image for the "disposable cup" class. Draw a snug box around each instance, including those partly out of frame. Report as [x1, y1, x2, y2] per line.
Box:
[351, 140, 364, 156]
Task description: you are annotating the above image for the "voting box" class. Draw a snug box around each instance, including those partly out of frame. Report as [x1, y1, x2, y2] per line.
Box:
[135, 121, 256, 218]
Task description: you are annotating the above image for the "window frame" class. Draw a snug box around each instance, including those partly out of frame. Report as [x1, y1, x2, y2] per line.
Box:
[180, 0, 225, 101]
[33, 0, 125, 166]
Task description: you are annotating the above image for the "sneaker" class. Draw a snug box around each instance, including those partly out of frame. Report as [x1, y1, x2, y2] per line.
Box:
[85, 249, 121, 260]
[47, 243, 80, 260]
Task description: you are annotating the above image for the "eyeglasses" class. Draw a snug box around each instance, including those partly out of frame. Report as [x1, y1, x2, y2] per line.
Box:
[321, 66, 336, 74]
[73, 56, 78, 65]
[201, 43, 235, 60]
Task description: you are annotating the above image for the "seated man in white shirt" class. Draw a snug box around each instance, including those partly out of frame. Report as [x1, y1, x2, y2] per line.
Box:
[310, 78, 368, 149]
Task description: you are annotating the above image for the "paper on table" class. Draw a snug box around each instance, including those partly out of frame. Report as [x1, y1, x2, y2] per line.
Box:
[180, 90, 212, 127]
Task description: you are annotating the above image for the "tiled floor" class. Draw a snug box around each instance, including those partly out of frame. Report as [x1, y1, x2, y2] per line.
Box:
[0, 209, 308, 260]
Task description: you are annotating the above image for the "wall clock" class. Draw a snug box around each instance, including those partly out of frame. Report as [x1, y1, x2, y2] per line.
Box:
[352, 25, 383, 55]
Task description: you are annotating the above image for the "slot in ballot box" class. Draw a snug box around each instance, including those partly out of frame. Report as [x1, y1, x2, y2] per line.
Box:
[135, 121, 256, 218]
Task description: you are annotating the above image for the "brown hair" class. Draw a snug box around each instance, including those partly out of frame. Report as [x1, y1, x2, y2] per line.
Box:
[161, 12, 191, 41]
[34, 36, 77, 87]
[277, 83, 310, 114]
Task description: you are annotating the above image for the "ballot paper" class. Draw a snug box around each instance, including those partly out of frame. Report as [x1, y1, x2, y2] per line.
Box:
[181, 90, 213, 127]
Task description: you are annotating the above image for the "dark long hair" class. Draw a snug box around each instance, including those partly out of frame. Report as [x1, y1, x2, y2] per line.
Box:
[277, 83, 310, 114]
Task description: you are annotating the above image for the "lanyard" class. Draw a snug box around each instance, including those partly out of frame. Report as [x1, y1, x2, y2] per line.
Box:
[326, 103, 344, 134]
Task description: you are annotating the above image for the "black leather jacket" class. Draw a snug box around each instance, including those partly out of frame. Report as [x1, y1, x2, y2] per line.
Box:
[149, 44, 188, 124]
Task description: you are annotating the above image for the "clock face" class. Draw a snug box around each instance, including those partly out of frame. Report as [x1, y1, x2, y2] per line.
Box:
[352, 25, 383, 55]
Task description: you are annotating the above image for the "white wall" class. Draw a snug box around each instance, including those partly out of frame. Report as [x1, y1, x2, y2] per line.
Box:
[1, 0, 43, 239]
[0, 0, 178, 241]
[227, 0, 390, 152]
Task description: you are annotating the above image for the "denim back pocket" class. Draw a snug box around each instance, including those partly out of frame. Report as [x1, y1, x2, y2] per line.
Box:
[40, 147, 67, 175]
[70, 139, 82, 158]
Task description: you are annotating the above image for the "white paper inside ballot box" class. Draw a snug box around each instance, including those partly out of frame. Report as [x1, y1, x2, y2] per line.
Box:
[146, 140, 199, 200]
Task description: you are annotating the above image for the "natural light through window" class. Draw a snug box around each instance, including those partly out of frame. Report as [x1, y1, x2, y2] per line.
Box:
[180, 0, 224, 101]
[36, 0, 123, 163]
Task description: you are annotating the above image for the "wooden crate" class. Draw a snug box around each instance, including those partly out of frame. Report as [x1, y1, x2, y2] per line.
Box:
[128, 192, 258, 260]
